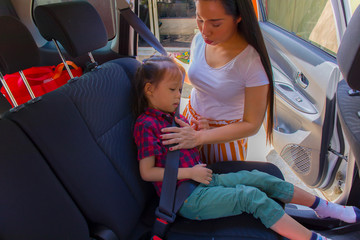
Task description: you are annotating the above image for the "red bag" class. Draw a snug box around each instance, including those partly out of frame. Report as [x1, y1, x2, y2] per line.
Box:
[1, 61, 82, 107]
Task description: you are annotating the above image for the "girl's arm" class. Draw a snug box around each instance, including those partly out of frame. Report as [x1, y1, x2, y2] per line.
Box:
[161, 85, 269, 150]
[139, 156, 213, 184]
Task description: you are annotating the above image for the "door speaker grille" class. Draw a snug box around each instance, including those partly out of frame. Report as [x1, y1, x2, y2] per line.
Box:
[280, 144, 311, 175]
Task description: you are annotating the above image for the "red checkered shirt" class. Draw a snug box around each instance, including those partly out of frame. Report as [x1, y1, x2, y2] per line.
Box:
[134, 108, 201, 196]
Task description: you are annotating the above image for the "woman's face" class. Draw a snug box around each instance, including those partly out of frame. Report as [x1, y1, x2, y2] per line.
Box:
[196, 0, 241, 46]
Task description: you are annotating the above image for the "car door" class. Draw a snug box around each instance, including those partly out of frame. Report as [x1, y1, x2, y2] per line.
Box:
[257, 0, 346, 194]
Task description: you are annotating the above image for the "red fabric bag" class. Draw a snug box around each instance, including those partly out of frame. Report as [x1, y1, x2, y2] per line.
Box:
[1, 61, 82, 107]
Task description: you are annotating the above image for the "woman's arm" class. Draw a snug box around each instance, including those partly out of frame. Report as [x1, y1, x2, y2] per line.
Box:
[161, 85, 269, 150]
[139, 156, 213, 184]
[199, 84, 269, 143]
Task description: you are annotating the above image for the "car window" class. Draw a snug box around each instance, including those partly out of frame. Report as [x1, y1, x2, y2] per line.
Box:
[261, 0, 337, 55]
[139, 0, 196, 50]
[350, 0, 360, 14]
[33, 0, 116, 40]
[349, 0, 360, 15]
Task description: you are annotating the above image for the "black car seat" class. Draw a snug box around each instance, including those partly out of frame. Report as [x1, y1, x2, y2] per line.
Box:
[0, 16, 91, 240]
[336, 5, 360, 206]
[0, 15, 38, 111]
[0, 118, 91, 240]
[0, 93, 10, 113]
[2, 1, 285, 239]
[0, 0, 18, 18]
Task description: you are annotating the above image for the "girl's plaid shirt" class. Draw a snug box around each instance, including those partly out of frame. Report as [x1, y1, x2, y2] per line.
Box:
[134, 108, 201, 196]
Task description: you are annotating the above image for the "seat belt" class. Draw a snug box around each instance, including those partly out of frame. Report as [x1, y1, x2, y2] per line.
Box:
[119, 7, 167, 56]
[151, 121, 180, 240]
[118, 8, 196, 238]
[90, 225, 119, 240]
[151, 110, 198, 240]
[151, 79, 198, 240]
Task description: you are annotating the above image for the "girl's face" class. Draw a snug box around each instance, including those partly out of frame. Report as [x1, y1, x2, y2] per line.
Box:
[196, 0, 241, 46]
[145, 72, 182, 114]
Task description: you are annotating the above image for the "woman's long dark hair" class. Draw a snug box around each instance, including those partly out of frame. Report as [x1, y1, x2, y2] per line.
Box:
[132, 56, 185, 118]
[220, 0, 274, 144]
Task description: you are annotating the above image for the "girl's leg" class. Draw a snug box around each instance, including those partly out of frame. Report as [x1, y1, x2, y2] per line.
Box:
[271, 214, 330, 240]
[214, 170, 360, 224]
[290, 185, 316, 206]
[270, 213, 311, 240]
[291, 186, 360, 223]
[179, 182, 285, 227]
[179, 183, 322, 240]
[212, 170, 294, 203]
[180, 181, 330, 240]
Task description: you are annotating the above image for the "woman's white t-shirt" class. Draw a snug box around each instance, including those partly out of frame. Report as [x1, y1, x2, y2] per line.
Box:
[187, 33, 269, 121]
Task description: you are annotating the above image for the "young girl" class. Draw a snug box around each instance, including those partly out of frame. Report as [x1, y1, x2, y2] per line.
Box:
[133, 56, 359, 240]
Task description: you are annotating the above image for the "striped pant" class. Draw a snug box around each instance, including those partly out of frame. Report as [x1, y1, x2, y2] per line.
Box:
[183, 102, 248, 164]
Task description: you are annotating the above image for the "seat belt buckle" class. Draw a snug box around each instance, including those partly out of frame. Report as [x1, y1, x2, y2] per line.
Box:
[155, 207, 176, 224]
[151, 235, 163, 240]
[152, 218, 170, 240]
[152, 207, 176, 239]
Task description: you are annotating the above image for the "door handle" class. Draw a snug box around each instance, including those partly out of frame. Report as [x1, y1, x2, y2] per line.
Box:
[295, 72, 309, 89]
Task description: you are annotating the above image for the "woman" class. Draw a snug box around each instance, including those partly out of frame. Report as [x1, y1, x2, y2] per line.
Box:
[161, 0, 274, 163]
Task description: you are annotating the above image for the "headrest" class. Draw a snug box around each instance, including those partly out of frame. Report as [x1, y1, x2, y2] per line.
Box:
[0, 16, 40, 75]
[34, 1, 108, 58]
[337, 6, 360, 90]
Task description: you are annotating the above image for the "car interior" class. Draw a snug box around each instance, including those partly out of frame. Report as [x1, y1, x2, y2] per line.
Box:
[0, 0, 359, 239]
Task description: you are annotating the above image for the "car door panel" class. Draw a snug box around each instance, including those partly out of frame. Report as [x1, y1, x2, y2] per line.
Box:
[260, 22, 342, 187]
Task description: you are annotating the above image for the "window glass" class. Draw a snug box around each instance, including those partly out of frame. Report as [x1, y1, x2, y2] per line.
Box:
[138, 0, 196, 103]
[261, 0, 338, 55]
[33, 0, 116, 40]
[350, 0, 360, 15]
[139, 0, 196, 50]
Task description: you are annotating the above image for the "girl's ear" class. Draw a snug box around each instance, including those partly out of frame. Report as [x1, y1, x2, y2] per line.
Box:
[144, 82, 153, 96]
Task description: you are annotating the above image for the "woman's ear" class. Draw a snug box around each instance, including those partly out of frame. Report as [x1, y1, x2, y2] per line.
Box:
[236, 16, 242, 24]
[144, 82, 153, 97]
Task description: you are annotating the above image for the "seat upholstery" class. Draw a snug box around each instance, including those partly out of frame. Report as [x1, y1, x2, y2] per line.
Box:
[0, 16, 40, 75]
[0, 119, 90, 240]
[0, 93, 11, 114]
[34, 1, 108, 58]
[336, 5, 360, 170]
[0, 0, 18, 18]
[337, 5, 360, 91]
[4, 58, 150, 239]
[0, 15, 41, 112]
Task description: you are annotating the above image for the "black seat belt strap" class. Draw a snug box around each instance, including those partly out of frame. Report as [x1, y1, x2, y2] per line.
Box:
[151, 73, 197, 239]
[119, 8, 167, 56]
[118, 11, 195, 237]
[151, 112, 180, 239]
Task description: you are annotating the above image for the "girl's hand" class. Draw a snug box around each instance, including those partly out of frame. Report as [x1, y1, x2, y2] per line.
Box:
[161, 117, 201, 150]
[190, 164, 213, 185]
[192, 116, 210, 131]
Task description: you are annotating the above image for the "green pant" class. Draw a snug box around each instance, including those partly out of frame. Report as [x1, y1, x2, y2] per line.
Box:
[178, 170, 294, 228]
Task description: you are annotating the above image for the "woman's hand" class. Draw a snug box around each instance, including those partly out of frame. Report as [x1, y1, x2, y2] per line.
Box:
[190, 164, 213, 185]
[161, 117, 202, 150]
[192, 117, 210, 131]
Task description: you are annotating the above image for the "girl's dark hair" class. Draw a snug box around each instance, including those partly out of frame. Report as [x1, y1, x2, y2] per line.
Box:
[220, 0, 274, 144]
[132, 56, 185, 118]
